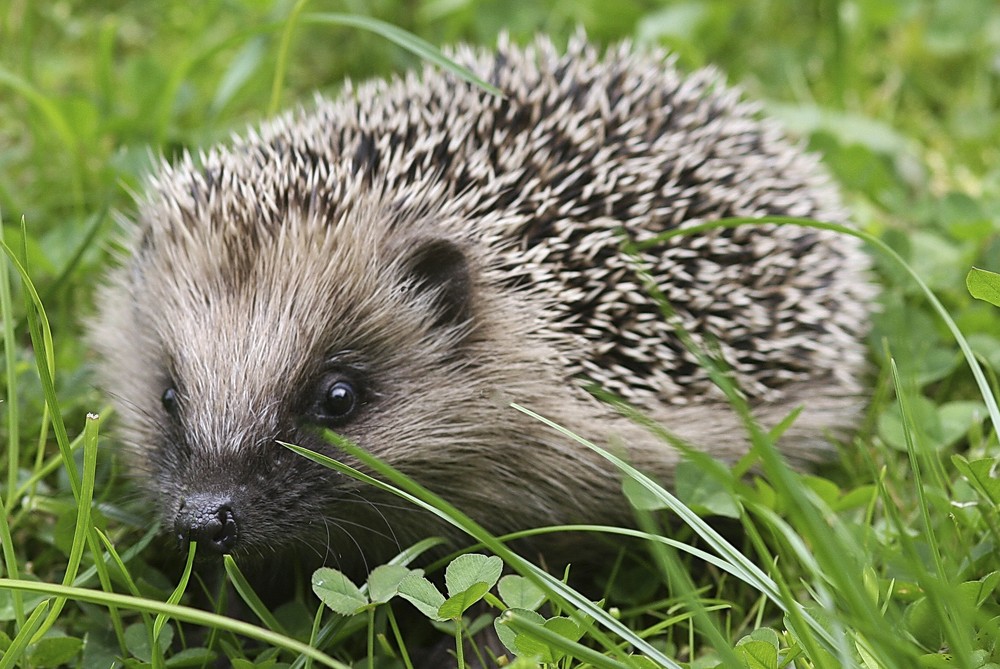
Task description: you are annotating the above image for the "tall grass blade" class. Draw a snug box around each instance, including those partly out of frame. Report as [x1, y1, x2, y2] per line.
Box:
[223, 553, 289, 635]
[0, 227, 78, 497]
[0, 214, 22, 627]
[268, 0, 310, 115]
[31, 413, 99, 642]
[0, 215, 19, 512]
[93, 528, 145, 657]
[303, 13, 502, 97]
[888, 359, 973, 665]
[0, 578, 349, 669]
[0, 599, 49, 669]
[154, 541, 198, 638]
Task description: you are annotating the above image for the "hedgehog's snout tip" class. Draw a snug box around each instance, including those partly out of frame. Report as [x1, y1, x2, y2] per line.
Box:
[174, 493, 240, 555]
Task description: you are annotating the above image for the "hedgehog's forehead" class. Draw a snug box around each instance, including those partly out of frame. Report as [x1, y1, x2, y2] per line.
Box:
[142, 205, 378, 298]
[134, 204, 416, 376]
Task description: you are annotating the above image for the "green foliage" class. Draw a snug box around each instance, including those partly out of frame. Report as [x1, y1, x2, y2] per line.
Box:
[968, 268, 1000, 308]
[312, 572, 365, 617]
[2, 0, 1000, 667]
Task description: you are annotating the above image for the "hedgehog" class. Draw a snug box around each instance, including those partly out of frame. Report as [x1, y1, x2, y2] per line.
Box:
[89, 35, 871, 568]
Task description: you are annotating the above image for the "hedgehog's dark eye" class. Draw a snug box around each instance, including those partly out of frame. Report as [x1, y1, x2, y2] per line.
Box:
[306, 369, 366, 428]
[161, 386, 180, 416]
[319, 379, 358, 423]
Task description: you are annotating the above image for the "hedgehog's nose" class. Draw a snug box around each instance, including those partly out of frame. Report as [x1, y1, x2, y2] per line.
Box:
[174, 493, 239, 554]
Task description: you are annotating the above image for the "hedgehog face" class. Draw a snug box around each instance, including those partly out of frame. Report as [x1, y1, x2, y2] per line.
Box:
[92, 201, 502, 562]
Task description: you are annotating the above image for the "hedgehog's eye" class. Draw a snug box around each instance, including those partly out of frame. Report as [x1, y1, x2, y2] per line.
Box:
[307, 370, 366, 428]
[161, 386, 180, 416]
[319, 379, 358, 423]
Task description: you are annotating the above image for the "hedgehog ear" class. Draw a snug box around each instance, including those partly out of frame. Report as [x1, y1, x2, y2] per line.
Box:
[399, 238, 472, 329]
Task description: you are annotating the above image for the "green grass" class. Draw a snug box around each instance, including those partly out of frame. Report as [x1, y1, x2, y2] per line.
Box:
[2, 0, 1000, 667]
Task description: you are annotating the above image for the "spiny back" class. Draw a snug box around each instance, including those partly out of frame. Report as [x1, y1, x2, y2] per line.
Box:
[142, 34, 869, 412]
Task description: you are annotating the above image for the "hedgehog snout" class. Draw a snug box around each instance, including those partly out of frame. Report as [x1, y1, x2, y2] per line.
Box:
[174, 492, 239, 555]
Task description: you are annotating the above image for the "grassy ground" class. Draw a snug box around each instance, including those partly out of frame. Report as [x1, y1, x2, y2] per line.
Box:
[2, 0, 1000, 667]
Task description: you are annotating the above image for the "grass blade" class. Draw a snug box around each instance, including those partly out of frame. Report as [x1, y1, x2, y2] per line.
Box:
[31, 412, 100, 641]
[223, 553, 289, 636]
[0, 228, 78, 498]
[0, 578, 349, 669]
[0, 599, 50, 669]
[303, 13, 502, 97]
